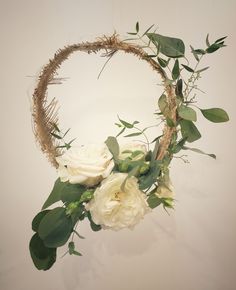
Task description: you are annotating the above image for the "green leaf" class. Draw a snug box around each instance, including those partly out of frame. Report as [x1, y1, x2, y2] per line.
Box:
[51, 123, 60, 133]
[42, 178, 64, 209]
[166, 117, 175, 127]
[42, 179, 85, 210]
[190, 45, 200, 62]
[105, 136, 120, 161]
[87, 212, 102, 232]
[215, 36, 227, 43]
[195, 66, 209, 73]
[172, 59, 180, 80]
[206, 33, 210, 47]
[50, 132, 62, 139]
[158, 94, 169, 116]
[118, 116, 134, 128]
[206, 43, 225, 53]
[200, 108, 229, 123]
[182, 64, 194, 73]
[139, 160, 161, 190]
[147, 33, 185, 58]
[175, 79, 183, 99]
[116, 127, 126, 138]
[171, 137, 188, 154]
[124, 132, 143, 137]
[32, 210, 51, 232]
[38, 207, 73, 248]
[152, 139, 160, 162]
[193, 49, 206, 55]
[157, 57, 169, 68]
[68, 241, 75, 255]
[73, 230, 85, 239]
[72, 250, 82, 256]
[142, 24, 154, 36]
[121, 165, 141, 191]
[63, 128, 71, 138]
[29, 233, 56, 271]
[60, 183, 85, 204]
[147, 193, 162, 209]
[180, 120, 201, 143]
[183, 146, 216, 159]
[178, 105, 197, 122]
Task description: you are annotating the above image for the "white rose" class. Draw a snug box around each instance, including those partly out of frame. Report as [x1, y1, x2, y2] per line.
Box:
[56, 143, 114, 187]
[86, 173, 150, 231]
[119, 142, 147, 161]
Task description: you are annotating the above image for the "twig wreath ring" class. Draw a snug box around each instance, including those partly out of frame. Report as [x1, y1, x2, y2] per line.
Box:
[30, 24, 229, 270]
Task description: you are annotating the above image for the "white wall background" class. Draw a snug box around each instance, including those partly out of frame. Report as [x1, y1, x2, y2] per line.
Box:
[0, 0, 236, 289]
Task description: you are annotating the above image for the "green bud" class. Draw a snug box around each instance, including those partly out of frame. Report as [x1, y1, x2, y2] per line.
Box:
[140, 162, 150, 175]
[80, 190, 94, 202]
[66, 201, 79, 216]
[118, 161, 129, 172]
[162, 197, 174, 208]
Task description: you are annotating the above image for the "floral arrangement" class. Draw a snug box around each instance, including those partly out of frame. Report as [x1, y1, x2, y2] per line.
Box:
[29, 23, 229, 270]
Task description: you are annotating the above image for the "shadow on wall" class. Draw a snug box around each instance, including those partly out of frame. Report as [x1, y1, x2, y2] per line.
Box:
[60, 211, 177, 289]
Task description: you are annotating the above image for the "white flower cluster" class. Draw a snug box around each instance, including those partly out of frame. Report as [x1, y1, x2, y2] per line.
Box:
[56, 142, 173, 230]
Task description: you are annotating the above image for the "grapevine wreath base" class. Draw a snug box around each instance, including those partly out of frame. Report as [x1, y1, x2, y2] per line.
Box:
[30, 24, 229, 270]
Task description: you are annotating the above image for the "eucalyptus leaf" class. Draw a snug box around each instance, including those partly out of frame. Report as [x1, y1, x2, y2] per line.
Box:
[139, 160, 161, 190]
[158, 94, 169, 116]
[183, 146, 216, 159]
[118, 116, 134, 128]
[206, 34, 210, 47]
[116, 127, 126, 137]
[157, 57, 169, 68]
[171, 137, 188, 154]
[200, 108, 229, 123]
[124, 132, 143, 137]
[175, 79, 183, 99]
[105, 136, 120, 160]
[32, 210, 51, 232]
[87, 212, 102, 232]
[38, 207, 73, 248]
[178, 105, 197, 122]
[182, 64, 194, 73]
[121, 165, 141, 191]
[73, 230, 85, 239]
[195, 66, 209, 73]
[215, 36, 227, 43]
[190, 45, 199, 61]
[29, 233, 56, 271]
[180, 120, 201, 143]
[193, 49, 206, 55]
[142, 24, 155, 36]
[206, 43, 223, 53]
[166, 117, 175, 127]
[42, 178, 65, 209]
[60, 183, 85, 204]
[50, 132, 62, 139]
[172, 59, 180, 80]
[147, 33, 185, 58]
[147, 193, 162, 209]
[68, 241, 75, 255]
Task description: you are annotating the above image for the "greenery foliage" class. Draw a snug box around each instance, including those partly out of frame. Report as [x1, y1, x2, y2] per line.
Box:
[30, 23, 229, 271]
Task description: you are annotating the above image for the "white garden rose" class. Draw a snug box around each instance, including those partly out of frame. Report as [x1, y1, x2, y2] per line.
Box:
[56, 143, 114, 187]
[119, 142, 147, 161]
[86, 173, 150, 231]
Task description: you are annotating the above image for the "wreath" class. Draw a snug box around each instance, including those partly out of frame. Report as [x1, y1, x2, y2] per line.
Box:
[29, 23, 229, 270]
